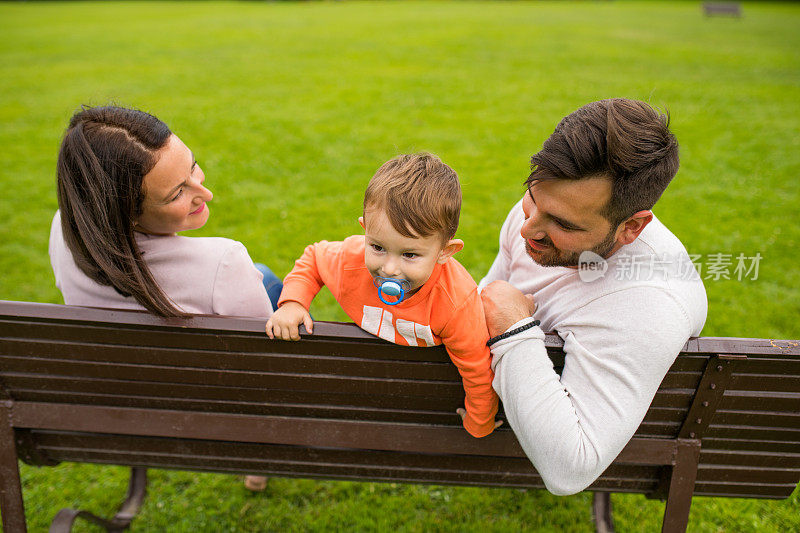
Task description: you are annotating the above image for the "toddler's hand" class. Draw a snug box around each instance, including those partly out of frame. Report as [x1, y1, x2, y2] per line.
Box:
[265, 301, 313, 341]
[456, 408, 504, 431]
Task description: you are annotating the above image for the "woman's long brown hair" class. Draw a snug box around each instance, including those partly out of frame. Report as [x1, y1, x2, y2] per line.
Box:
[56, 106, 189, 317]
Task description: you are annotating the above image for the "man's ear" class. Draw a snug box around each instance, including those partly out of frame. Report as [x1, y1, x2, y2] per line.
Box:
[437, 239, 464, 264]
[358, 216, 365, 230]
[614, 210, 653, 246]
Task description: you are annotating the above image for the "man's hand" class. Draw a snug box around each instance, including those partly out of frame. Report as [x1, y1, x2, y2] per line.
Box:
[265, 301, 313, 341]
[480, 280, 536, 338]
[456, 408, 504, 430]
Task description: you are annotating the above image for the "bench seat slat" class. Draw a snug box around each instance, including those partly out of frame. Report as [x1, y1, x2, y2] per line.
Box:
[7, 318, 563, 365]
[0, 352, 721, 399]
[35, 437, 800, 499]
[0, 320, 454, 364]
[2, 383, 693, 440]
[38, 442, 800, 499]
[729, 374, 800, 393]
[654, 373, 704, 389]
[12, 402, 681, 465]
[40, 447, 548, 482]
[17, 323, 798, 369]
[12, 385, 796, 435]
[30, 431, 540, 471]
[1, 374, 464, 412]
[26, 431, 669, 479]
[693, 483, 796, 499]
[8, 389, 466, 425]
[665, 356, 712, 372]
[1, 376, 716, 433]
[7, 305, 797, 355]
[642, 406, 693, 424]
[649, 390, 694, 409]
[11, 401, 529, 457]
[722, 391, 800, 413]
[0, 353, 463, 389]
[728, 357, 800, 374]
[0, 356, 465, 398]
[700, 449, 800, 468]
[704, 425, 800, 442]
[1, 338, 462, 381]
[701, 438, 800, 454]
[632, 422, 682, 438]
[28, 433, 663, 492]
[37, 452, 575, 491]
[695, 465, 800, 484]
[713, 410, 800, 429]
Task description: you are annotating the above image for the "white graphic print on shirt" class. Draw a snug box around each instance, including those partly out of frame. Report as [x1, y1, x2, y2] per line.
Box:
[361, 305, 437, 346]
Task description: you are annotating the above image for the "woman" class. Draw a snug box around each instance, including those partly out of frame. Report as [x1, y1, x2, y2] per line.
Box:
[50, 105, 278, 317]
[49, 105, 275, 490]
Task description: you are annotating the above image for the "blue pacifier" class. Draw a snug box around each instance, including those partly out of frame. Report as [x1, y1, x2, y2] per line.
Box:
[373, 276, 412, 306]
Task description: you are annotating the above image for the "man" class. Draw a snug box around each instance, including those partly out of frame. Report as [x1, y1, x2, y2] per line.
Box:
[480, 98, 707, 495]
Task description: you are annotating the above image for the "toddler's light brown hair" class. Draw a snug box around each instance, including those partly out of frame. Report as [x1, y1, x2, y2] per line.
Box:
[363, 153, 461, 245]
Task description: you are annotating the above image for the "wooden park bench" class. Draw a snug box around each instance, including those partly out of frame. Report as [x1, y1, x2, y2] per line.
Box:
[0, 300, 798, 532]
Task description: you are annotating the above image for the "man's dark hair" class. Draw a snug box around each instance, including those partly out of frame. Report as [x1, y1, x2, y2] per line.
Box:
[527, 98, 679, 226]
[57, 105, 189, 317]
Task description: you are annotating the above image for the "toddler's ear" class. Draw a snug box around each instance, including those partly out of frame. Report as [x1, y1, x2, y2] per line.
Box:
[437, 239, 464, 264]
[358, 216, 365, 230]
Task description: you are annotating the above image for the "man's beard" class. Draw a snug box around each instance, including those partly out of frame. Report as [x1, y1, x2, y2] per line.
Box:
[525, 228, 618, 268]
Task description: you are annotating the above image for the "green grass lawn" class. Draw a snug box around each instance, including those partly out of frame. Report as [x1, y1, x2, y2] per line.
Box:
[1, 0, 798, 530]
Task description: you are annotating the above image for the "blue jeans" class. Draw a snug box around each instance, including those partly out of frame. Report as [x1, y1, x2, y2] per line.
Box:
[254, 263, 283, 312]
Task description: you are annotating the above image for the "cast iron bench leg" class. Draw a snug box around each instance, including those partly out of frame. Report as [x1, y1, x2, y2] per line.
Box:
[592, 492, 615, 533]
[49, 467, 147, 533]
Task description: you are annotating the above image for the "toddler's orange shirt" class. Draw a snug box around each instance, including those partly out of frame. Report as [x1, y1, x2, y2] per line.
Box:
[278, 235, 498, 437]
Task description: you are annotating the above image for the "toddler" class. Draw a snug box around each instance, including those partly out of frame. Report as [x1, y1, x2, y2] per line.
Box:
[266, 153, 499, 437]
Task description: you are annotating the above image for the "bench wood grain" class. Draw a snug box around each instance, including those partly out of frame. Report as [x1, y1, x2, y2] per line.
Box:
[1, 301, 798, 532]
